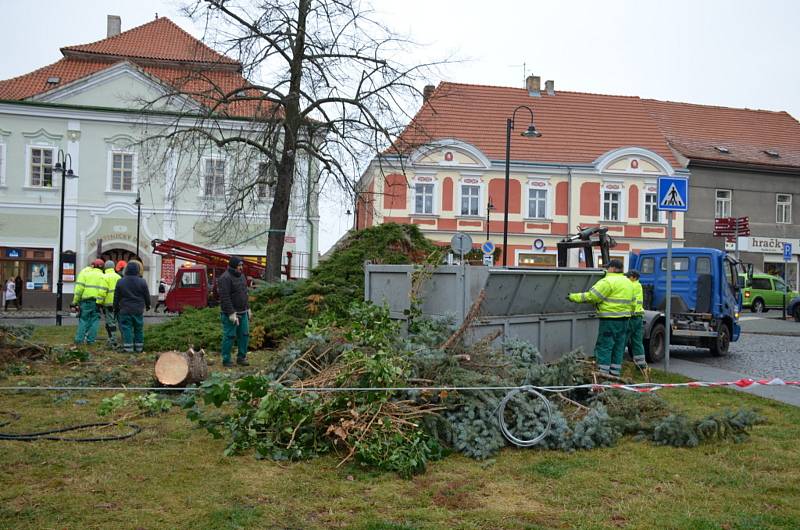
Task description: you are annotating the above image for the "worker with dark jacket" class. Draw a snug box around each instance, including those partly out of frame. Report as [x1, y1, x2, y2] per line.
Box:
[73, 259, 108, 345]
[567, 259, 635, 377]
[217, 256, 250, 367]
[625, 270, 648, 370]
[113, 261, 151, 353]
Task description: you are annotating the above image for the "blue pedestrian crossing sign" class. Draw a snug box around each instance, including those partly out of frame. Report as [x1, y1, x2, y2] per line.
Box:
[482, 241, 495, 254]
[657, 176, 689, 212]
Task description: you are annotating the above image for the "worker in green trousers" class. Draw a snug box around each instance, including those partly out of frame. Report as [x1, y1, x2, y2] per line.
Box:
[625, 270, 648, 369]
[567, 259, 635, 376]
[73, 259, 109, 345]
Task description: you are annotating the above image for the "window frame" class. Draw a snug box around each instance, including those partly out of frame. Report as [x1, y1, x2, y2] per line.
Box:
[413, 181, 436, 215]
[201, 157, 226, 198]
[776, 193, 792, 224]
[459, 183, 481, 216]
[602, 189, 622, 221]
[27, 145, 56, 189]
[256, 161, 272, 199]
[715, 189, 732, 218]
[527, 187, 549, 219]
[639, 257, 655, 274]
[106, 150, 137, 193]
[643, 191, 664, 223]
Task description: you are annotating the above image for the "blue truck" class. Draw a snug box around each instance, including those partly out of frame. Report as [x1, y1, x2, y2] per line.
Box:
[629, 248, 744, 362]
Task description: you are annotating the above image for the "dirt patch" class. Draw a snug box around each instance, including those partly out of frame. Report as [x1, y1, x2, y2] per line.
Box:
[431, 480, 482, 510]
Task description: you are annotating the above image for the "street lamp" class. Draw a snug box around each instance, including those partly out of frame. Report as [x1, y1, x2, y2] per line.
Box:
[486, 196, 494, 242]
[134, 191, 142, 260]
[502, 105, 541, 266]
[54, 149, 78, 326]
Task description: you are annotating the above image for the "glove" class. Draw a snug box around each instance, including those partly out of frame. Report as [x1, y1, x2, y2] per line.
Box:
[229, 313, 239, 325]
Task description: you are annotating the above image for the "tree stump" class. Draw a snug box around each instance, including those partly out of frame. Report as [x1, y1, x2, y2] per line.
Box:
[154, 348, 209, 387]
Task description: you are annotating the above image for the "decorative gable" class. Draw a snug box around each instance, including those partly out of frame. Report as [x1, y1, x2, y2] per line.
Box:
[409, 139, 491, 169]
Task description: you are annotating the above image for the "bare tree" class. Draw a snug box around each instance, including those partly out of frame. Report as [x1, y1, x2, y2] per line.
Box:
[138, 0, 443, 281]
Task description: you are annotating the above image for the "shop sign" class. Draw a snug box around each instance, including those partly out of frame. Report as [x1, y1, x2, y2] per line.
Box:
[5, 249, 21, 258]
[742, 237, 800, 254]
[160, 257, 176, 286]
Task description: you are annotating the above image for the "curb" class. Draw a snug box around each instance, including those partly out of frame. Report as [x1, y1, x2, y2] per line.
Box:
[741, 330, 800, 338]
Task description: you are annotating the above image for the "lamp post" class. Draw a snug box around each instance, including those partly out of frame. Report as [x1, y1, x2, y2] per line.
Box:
[53, 150, 78, 326]
[502, 105, 541, 267]
[485, 196, 494, 242]
[134, 191, 142, 260]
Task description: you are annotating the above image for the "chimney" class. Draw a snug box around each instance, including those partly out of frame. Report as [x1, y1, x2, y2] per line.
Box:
[545, 80, 555, 96]
[526, 75, 541, 97]
[107, 15, 121, 37]
[423, 84, 435, 102]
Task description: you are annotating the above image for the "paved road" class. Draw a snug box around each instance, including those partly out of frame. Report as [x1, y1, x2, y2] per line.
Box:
[669, 313, 800, 380]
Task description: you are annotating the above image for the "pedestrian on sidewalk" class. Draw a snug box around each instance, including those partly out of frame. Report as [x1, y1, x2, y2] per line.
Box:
[154, 278, 167, 312]
[114, 261, 150, 353]
[14, 276, 23, 309]
[73, 259, 108, 344]
[217, 256, 250, 367]
[3, 278, 17, 310]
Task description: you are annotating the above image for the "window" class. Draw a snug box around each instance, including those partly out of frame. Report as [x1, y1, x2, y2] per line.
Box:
[460, 184, 480, 216]
[775, 278, 788, 292]
[639, 257, 655, 274]
[715, 189, 731, 217]
[111, 153, 134, 191]
[696, 257, 711, 274]
[414, 183, 434, 214]
[256, 162, 272, 198]
[644, 192, 660, 223]
[203, 158, 225, 197]
[751, 278, 771, 290]
[528, 188, 548, 219]
[603, 190, 621, 221]
[179, 271, 201, 288]
[777, 194, 792, 224]
[660, 257, 689, 271]
[30, 147, 54, 187]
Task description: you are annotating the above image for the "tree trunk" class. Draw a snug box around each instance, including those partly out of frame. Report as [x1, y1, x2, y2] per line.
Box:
[154, 348, 209, 387]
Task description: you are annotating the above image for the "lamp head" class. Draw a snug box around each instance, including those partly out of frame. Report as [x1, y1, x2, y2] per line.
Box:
[521, 125, 542, 138]
[66, 169, 78, 179]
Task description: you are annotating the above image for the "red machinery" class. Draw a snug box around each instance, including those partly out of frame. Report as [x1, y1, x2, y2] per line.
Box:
[151, 239, 267, 313]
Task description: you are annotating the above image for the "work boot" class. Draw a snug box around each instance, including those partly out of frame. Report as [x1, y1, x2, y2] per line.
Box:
[236, 358, 250, 367]
[222, 360, 234, 368]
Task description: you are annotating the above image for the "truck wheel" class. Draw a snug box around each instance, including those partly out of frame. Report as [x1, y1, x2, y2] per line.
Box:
[709, 323, 731, 357]
[645, 322, 665, 363]
[751, 298, 766, 313]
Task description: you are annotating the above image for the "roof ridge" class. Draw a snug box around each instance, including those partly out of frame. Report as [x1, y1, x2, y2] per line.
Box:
[436, 81, 641, 99]
[643, 97, 790, 116]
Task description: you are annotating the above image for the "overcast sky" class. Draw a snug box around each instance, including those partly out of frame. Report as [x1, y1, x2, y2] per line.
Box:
[2, 0, 799, 251]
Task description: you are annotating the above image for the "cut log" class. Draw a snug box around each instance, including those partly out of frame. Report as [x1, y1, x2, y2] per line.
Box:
[154, 348, 209, 387]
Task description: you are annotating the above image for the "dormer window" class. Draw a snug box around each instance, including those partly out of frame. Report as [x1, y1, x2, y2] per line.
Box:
[714, 146, 729, 154]
[46, 77, 61, 85]
[764, 149, 780, 158]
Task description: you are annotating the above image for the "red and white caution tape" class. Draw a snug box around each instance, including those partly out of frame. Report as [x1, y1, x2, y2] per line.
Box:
[561, 378, 800, 394]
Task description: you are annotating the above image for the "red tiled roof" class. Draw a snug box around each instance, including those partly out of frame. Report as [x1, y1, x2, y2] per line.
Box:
[396, 82, 682, 167]
[643, 99, 800, 170]
[61, 17, 239, 67]
[0, 18, 276, 118]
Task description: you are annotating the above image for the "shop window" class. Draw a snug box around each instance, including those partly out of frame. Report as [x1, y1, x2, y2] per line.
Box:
[30, 147, 54, 187]
[715, 189, 732, 218]
[776, 194, 792, 224]
[518, 253, 557, 267]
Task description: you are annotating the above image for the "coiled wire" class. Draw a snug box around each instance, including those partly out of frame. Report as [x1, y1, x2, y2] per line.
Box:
[496, 386, 553, 447]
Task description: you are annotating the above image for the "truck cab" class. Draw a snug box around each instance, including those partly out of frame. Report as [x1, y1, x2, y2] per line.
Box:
[630, 248, 743, 362]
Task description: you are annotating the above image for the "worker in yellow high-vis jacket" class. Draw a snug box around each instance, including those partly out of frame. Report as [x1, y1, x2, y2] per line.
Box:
[100, 260, 122, 348]
[625, 270, 648, 369]
[73, 259, 108, 345]
[566, 259, 635, 376]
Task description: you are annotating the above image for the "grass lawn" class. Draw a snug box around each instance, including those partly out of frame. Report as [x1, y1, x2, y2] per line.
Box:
[0, 325, 798, 529]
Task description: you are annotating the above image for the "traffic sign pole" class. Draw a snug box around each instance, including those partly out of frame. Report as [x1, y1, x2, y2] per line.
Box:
[665, 211, 673, 372]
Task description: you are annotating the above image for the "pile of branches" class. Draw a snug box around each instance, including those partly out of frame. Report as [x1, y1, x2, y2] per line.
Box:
[182, 302, 765, 476]
[147, 223, 438, 351]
